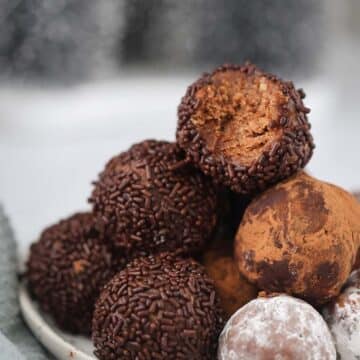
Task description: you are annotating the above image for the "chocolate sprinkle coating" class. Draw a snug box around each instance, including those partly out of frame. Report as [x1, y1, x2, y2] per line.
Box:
[27, 212, 117, 334]
[89, 140, 218, 258]
[92, 252, 224, 359]
[176, 63, 315, 194]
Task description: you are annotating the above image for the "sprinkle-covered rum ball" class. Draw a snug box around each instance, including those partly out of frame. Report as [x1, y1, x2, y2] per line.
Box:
[90, 140, 218, 258]
[177, 63, 314, 194]
[92, 253, 224, 360]
[27, 212, 117, 334]
[235, 172, 360, 305]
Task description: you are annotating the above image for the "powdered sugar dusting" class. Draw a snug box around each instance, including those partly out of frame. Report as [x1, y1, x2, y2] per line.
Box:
[218, 295, 336, 360]
[323, 270, 360, 360]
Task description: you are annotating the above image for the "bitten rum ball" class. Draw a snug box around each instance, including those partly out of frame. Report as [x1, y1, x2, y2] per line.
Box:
[27, 212, 116, 334]
[202, 249, 258, 318]
[235, 172, 360, 305]
[92, 253, 224, 360]
[177, 63, 314, 194]
[90, 140, 218, 258]
[218, 295, 336, 360]
[323, 270, 360, 360]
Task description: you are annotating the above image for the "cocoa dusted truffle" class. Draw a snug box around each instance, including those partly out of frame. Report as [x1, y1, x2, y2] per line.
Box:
[323, 270, 360, 360]
[235, 172, 360, 305]
[177, 63, 314, 194]
[92, 252, 224, 360]
[203, 249, 258, 318]
[27, 212, 117, 334]
[218, 295, 336, 360]
[90, 140, 218, 258]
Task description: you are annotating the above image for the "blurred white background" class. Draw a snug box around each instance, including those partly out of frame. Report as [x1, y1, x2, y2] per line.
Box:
[0, 0, 359, 260]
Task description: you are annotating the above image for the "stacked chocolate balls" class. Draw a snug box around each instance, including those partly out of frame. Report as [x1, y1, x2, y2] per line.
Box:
[27, 63, 360, 360]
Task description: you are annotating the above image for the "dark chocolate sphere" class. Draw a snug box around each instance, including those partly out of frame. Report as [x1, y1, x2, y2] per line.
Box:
[90, 140, 218, 258]
[92, 252, 224, 359]
[27, 212, 117, 334]
[177, 63, 314, 194]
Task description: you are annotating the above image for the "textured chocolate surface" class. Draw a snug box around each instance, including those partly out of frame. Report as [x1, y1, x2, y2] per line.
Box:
[177, 63, 314, 194]
[235, 172, 360, 305]
[92, 252, 224, 359]
[90, 140, 218, 259]
[27, 212, 116, 334]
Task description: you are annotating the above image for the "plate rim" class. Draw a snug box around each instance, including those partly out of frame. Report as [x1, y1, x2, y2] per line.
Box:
[19, 281, 96, 360]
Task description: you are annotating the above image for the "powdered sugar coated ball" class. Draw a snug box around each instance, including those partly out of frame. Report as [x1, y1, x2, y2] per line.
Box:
[218, 294, 336, 360]
[323, 270, 360, 360]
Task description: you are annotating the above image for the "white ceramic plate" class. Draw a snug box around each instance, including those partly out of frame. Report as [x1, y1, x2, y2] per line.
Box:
[19, 282, 96, 360]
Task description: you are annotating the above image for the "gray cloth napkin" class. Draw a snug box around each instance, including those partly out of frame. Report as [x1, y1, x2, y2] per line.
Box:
[0, 205, 49, 360]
